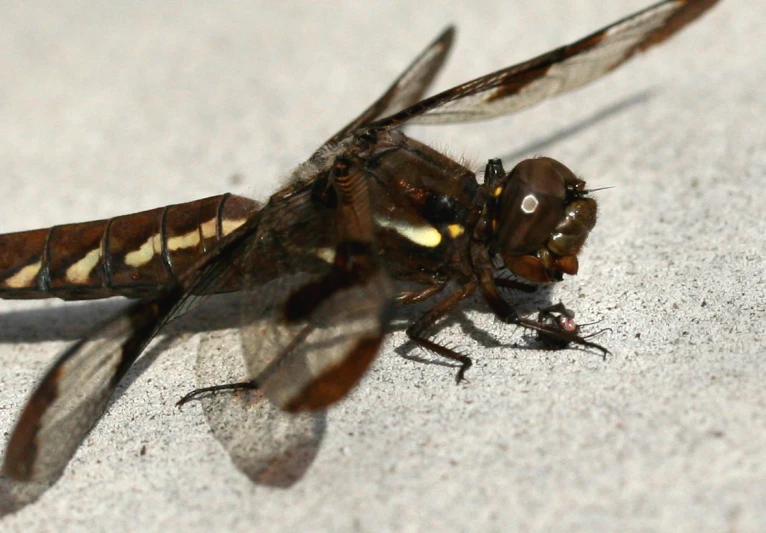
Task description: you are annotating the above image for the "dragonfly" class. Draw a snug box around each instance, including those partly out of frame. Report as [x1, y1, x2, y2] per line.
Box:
[0, 0, 718, 483]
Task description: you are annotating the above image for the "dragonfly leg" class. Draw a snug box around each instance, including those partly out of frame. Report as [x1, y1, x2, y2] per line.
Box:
[494, 277, 538, 293]
[395, 281, 446, 305]
[405, 279, 478, 383]
[176, 380, 260, 407]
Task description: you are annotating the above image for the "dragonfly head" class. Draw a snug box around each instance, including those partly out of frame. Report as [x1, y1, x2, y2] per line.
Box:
[488, 157, 597, 283]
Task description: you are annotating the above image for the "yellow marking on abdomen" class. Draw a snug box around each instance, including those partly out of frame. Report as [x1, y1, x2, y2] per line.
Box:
[124, 234, 163, 267]
[167, 229, 201, 251]
[197, 217, 248, 242]
[221, 218, 247, 236]
[4, 261, 42, 288]
[200, 219, 217, 239]
[376, 217, 442, 248]
[66, 248, 102, 284]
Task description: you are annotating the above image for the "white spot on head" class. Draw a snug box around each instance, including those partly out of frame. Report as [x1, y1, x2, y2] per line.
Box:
[521, 194, 539, 214]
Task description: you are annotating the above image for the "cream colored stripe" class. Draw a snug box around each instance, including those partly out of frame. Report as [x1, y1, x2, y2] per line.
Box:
[124, 234, 163, 267]
[167, 229, 201, 252]
[200, 219, 217, 239]
[3, 262, 42, 289]
[221, 218, 247, 236]
[66, 248, 102, 284]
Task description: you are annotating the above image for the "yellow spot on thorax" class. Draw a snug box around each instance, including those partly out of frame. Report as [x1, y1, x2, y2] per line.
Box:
[447, 224, 465, 238]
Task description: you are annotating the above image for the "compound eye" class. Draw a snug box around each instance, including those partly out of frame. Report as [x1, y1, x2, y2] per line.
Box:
[495, 158, 568, 255]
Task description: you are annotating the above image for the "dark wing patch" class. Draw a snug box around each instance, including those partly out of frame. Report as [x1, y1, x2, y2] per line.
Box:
[370, 0, 718, 127]
[240, 268, 391, 412]
[323, 26, 455, 146]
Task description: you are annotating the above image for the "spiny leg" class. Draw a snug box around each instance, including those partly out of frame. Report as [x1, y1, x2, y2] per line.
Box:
[178, 220, 382, 408]
[396, 281, 446, 305]
[494, 277, 538, 293]
[177, 380, 260, 407]
[405, 280, 478, 383]
[178, 320, 318, 407]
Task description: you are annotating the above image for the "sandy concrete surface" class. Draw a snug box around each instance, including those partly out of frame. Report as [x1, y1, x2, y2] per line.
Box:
[0, 1, 763, 532]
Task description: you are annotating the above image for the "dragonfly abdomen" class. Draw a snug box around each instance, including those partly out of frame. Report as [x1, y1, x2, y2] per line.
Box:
[0, 194, 257, 300]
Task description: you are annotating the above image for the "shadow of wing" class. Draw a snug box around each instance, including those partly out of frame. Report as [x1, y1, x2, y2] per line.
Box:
[195, 330, 324, 487]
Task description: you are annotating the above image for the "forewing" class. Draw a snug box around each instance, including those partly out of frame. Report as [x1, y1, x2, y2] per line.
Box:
[323, 26, 454, 146]
[370, 0, 718, 128]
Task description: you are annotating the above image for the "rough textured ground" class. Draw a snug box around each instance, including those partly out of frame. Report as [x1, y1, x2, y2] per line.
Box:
[0, 1, 763, 532]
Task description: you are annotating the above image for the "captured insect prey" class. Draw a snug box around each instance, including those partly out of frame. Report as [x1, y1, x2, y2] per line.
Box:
[534, 302, 611, 351]
[0, 0, 718, 483]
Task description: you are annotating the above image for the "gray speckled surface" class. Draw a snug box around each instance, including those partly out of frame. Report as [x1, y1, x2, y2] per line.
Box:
[1, 1, 764, 532]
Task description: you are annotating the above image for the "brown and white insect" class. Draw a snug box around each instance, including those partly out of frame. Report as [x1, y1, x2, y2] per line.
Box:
[0, 0, 718, 483]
